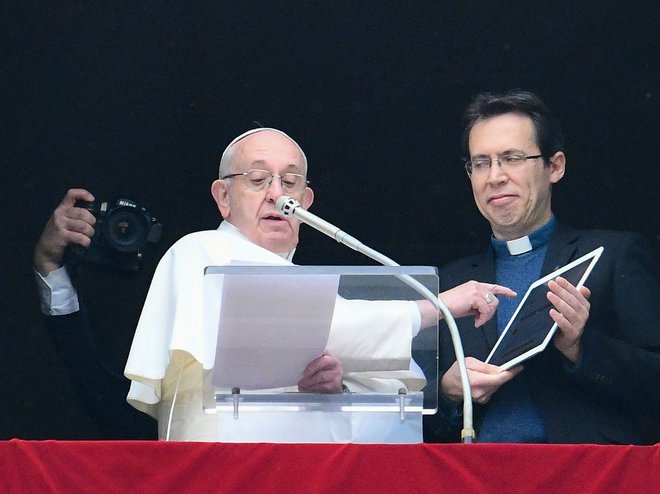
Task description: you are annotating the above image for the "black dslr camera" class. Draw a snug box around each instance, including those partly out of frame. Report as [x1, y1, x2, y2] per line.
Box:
[69, 197, 162, 271]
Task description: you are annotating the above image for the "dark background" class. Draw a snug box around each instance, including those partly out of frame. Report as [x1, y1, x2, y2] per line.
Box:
[1, 2, 658, 439]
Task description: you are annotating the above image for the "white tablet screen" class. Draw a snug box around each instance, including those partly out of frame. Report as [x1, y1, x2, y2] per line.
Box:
[485, 246, 603, 370]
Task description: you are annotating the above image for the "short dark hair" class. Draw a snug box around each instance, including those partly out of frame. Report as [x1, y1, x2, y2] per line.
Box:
[462, 90, 564, 163]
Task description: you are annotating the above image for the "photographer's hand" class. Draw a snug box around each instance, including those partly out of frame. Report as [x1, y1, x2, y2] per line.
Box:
[34, 188, 96, 276]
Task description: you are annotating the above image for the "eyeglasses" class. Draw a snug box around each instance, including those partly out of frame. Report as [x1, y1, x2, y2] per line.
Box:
[464, 154, 543, 177]
[222, 168, 309, 194]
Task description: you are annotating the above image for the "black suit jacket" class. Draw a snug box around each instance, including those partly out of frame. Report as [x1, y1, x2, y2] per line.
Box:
[423, 222, 660, 444]
[46, 304, 157, 440]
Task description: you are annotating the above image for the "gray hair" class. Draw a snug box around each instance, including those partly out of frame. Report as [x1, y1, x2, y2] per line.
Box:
[218, 127, 308, 178]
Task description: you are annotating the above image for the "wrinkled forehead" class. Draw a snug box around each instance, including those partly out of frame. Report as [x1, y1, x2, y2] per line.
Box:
[219, 128, 307, 176]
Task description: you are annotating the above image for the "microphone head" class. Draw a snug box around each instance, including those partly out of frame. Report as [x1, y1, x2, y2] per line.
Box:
[276, 196, 300, 217]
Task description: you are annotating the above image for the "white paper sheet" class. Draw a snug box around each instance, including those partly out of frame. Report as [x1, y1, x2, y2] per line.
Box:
[209, 271, 340, 389]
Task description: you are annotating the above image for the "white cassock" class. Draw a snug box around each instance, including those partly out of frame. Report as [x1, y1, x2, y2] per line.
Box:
[125, 222, 426, 442]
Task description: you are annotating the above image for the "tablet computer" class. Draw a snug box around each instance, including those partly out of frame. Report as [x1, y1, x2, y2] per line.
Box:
[485, 246, 603, 370]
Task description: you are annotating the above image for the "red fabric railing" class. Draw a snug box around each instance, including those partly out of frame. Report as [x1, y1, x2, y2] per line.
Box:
[1, 440, 658, 493]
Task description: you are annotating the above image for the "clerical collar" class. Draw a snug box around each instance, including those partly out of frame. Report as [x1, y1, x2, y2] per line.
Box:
[506, 236, 533, 255]
[491, 216, 557, 257]
[217, 221, 297, 261]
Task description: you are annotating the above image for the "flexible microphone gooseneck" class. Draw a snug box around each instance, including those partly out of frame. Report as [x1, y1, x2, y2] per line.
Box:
[277, 196, 475, 443]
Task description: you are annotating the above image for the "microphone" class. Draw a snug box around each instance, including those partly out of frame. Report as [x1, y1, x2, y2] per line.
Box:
[276, 195, 476, 443]
[277, 196, 373, 255]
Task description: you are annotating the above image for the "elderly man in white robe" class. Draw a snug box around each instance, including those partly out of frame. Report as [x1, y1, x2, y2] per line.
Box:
[123, 128, 513, 442]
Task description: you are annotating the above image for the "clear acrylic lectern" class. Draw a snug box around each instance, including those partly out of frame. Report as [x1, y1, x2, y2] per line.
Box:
[202, 265, 439, 444]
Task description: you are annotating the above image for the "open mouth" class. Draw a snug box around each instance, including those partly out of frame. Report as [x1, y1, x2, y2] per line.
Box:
[262, 213, 285, 222]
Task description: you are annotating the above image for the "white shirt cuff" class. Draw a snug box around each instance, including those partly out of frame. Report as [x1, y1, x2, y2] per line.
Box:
[35, 266, 80, 316]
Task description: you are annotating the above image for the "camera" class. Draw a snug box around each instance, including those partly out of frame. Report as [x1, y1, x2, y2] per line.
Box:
[69, 197, 162, 271]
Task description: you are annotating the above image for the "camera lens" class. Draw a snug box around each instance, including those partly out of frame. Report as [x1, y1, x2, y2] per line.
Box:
[103, 207, 149, 253]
